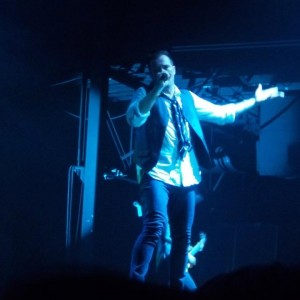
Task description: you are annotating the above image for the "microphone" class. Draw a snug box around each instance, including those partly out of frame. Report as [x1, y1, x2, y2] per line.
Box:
[160, 73, 169, 82]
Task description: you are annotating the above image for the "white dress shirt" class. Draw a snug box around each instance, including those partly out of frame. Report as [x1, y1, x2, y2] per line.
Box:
[126, 86, 247, 187]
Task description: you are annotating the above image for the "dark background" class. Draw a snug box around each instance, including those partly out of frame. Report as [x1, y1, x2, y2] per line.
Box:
[1, 0, 300, 295]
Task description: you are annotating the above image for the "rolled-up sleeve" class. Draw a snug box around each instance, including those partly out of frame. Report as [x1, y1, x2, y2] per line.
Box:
[126, 87, 150, 127]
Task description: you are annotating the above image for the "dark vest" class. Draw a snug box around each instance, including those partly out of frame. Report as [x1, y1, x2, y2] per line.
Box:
[133, 89, 213, 172]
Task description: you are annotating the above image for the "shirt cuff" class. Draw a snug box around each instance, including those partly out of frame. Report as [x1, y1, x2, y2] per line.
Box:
[133, 101, 150, 118]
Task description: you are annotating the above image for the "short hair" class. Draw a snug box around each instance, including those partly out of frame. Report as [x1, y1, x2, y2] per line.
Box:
[146, 49, 174, 68]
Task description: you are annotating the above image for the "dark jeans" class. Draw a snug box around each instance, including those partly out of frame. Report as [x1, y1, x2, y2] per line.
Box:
[129, 174, 196, 290]
[153, 254, 198, 291]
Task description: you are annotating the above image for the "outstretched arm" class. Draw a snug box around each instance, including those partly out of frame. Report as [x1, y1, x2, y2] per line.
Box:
[234, 83, 285, 115]
[193, 83, 285, 125]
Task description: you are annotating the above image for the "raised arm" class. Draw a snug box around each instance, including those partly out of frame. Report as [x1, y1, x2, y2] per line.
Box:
[126, 75, 170, 127]
[138, 81, 165, 114]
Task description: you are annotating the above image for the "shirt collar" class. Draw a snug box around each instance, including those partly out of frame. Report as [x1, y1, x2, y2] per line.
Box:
[161, 85, 181, 100]
[174, 85, 181, 97]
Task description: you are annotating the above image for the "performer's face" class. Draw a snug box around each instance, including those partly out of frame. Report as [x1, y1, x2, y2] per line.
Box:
[149, 54, 176, 84]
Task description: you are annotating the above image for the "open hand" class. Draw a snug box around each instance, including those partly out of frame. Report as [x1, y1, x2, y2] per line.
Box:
[255, 83, 285, 102]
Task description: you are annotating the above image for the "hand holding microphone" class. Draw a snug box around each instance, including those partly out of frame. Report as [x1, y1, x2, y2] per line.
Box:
[155, 72, 170, 90]
[160, 73, 169, 82]
[151, 72, 171, 97]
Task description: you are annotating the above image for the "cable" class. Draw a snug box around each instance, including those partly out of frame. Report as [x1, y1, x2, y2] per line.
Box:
[75, 182, 84, 242]
[260, 96, 298, 130]
[66, 165, 74, 248]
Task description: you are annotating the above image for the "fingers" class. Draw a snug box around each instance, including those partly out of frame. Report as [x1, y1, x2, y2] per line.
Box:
[276, 91, 285, 98]
[255, 84, 285, 102]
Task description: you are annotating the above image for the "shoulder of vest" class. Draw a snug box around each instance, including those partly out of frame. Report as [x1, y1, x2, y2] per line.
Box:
[180, 89, 193, 98]
[179, 89, 193, 103]
[180, 88, 190, 94]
